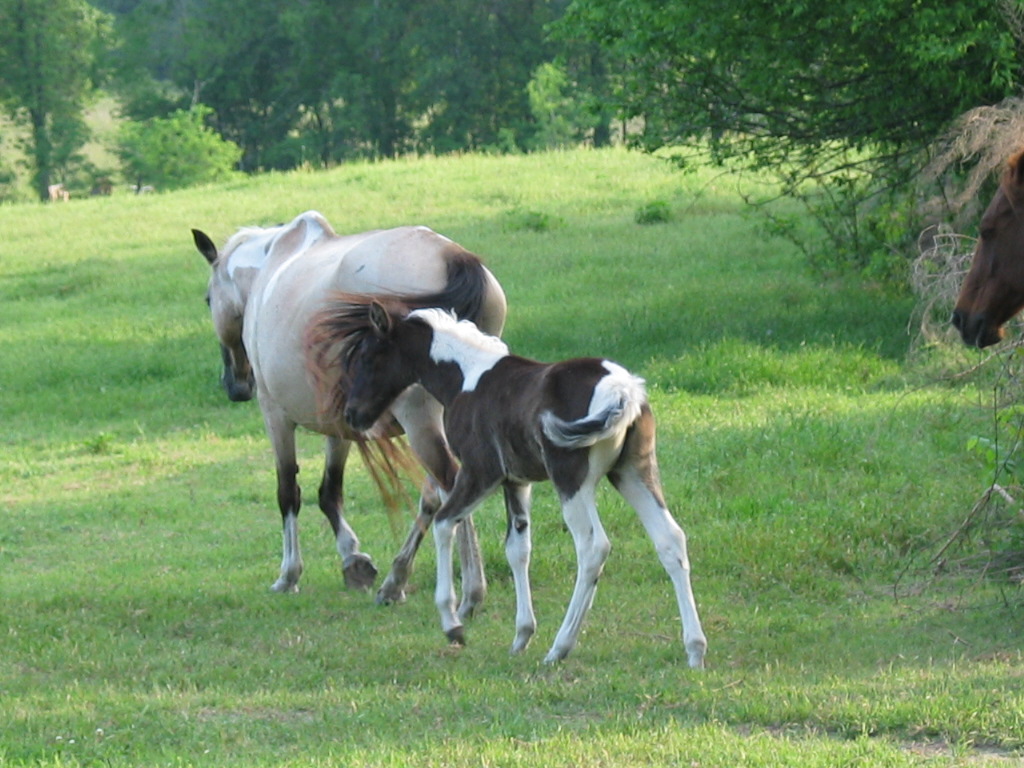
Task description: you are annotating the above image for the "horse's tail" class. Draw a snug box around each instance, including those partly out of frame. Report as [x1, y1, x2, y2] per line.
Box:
[541, 363, 646, 449]
[353, 433, 423, 536]
[399, 247, 504, 332]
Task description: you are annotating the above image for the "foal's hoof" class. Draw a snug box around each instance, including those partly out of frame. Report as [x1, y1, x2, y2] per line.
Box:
[375, 584, 407, 606]
[342, 554, 378, 591]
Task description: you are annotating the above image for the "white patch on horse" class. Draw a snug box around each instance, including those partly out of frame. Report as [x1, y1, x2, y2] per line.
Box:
[592, 361, 645, 426]
[416, 224, 453, 243]
[226, 236, 271, 278]
[259, 212, 333, 307]
[541, 361, 646, 449]
[411, 308, 508, 391]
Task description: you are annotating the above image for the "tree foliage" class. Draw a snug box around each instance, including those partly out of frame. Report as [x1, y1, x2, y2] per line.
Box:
[559, 0, 1022, 280]
[116, 105, 241, 190]
[103, 0, 574, 170]
[0, 0, 112, 200]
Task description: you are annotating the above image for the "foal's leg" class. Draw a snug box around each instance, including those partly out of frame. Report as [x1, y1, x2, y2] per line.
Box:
[609, 409, 707, 668]
[375, 476, 441, 606]
[432, 473, 498, 646]
[388, 387, 487, 613]
[320, 436, 378, 590]
[545, 480, 611, 663]
[503, 482, 536, 654]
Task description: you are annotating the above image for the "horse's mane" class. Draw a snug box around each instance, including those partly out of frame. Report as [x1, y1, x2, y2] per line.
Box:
[221, 225, 274, 261]
[305, 294, 423, 522]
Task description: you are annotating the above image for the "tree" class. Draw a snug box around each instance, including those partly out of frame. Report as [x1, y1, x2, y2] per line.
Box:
[116, 105, 241, 190]
[527, 62, 597, 149]
[0, 0, 113, 200]
[559, 0, 1022, 279]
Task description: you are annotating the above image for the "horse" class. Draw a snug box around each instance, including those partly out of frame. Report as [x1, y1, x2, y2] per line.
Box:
[195, 210, 507, 611]
[48, 183, 70, 202]
[307, 298, 707, 667]
[953, 149, 1024, 347]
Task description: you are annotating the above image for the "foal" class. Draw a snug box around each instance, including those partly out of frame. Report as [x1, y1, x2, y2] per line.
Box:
[310, 300, 706, 667]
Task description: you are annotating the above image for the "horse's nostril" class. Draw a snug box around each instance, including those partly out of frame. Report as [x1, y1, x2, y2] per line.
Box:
[951, 309, 964, 331]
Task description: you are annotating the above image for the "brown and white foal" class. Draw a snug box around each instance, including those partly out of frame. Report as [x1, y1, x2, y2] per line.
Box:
[310, 300, 707, 667]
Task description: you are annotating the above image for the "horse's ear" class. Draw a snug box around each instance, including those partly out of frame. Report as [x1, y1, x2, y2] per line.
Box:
[1012, 151, 1024, 188]
[369, 301, 393, 338]
[192, 228, 219, 265]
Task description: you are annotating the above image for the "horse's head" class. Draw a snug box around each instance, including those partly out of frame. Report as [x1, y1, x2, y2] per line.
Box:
[194, 228, 257, 402]
[953, 150, 1024, 348]
[339, 301, 424, 432]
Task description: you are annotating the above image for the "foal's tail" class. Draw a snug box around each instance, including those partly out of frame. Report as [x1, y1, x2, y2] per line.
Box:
[542, 363, 646, 449]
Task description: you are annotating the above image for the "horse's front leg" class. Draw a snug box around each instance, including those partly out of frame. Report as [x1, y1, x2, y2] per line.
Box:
[320, 436, 377, 591]
[503, 482, 536, 654]
[375, 477, 440, 606]
[432, 474, 497, 646]
[385, 388, 487, 613]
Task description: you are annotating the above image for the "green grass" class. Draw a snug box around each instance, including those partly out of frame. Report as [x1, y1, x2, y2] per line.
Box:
[1, 148, 1022, 767]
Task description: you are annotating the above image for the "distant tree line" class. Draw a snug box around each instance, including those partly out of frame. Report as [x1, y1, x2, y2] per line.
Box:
[0, 0, 613, 199]
[104, 0, 610, 170]
[1, 0, 1022, 285]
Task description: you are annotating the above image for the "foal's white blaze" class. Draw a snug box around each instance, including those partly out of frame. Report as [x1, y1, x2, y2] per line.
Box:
[411, 308, 509, 391]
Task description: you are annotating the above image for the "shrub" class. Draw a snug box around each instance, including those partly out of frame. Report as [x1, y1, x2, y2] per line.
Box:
[635, 200, 671, 225]
[116, 105, 242, 191]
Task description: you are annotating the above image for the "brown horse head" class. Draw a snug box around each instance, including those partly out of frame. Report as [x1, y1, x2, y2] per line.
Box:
[953, 150, 1024, 348]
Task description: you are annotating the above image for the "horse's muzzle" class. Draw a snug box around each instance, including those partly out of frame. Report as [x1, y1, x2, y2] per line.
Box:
[951, 309, 1002, 349]
[222, 369, 255, 401]
[344, 404, 375, 433]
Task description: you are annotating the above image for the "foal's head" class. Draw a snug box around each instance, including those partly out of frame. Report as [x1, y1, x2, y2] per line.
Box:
[339, 301, 430, 432]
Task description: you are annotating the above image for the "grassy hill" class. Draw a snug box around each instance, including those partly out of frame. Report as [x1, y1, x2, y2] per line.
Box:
[1, 148, 1020, 767]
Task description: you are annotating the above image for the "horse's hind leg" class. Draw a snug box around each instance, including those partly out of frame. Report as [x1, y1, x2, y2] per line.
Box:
[545, 481, 611, 663]
[609, 408, 707, 669]
[321, 436, 378, 591]
[503, 482, 536, 654]
[265, 412, 303, 593]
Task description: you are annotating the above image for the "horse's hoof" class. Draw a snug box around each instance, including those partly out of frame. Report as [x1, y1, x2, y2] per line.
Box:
[510, 628, 535, 655]
[342, 554, 378, 591]
[375, 585, 407, 606]
[445, 626, 466, 646]
[543, 646, 569, 664]
[270, 579, 299, 594]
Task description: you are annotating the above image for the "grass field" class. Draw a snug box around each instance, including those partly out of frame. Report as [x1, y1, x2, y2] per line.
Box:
[1, 148, 1022, 767]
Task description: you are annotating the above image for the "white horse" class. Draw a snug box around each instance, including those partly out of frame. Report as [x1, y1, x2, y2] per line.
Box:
[195, 210, 507, 611]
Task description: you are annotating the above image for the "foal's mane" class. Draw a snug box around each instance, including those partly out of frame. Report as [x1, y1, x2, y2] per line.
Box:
[409, 307, 510, 358]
